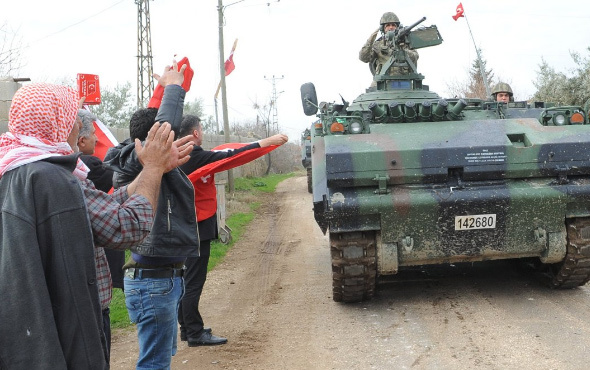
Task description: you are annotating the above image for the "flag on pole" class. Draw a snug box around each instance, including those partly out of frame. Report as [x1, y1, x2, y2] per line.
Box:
[224, 39, 238, 76]
[452, 2, 465, 21]
[91, 115, 118, 161]
[224, 52, 235, 76]
[215, 39, 239, 100]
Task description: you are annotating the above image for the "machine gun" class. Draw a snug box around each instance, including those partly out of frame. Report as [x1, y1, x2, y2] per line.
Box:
[390, 16, 426, 45]
[376, 17, 443, 81]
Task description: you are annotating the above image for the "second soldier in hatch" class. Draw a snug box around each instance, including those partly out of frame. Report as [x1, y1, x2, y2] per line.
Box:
[359, 12, 419, 76]
[491, 82, 514, 103]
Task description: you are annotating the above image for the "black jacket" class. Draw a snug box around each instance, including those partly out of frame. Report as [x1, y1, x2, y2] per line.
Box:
[0, 156, 107, 369]
[104, 85, 199, 258]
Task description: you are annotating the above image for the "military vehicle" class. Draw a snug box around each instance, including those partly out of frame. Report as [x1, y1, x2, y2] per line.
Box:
[301, 127, 313, 193]
[300, 18, 590, 303]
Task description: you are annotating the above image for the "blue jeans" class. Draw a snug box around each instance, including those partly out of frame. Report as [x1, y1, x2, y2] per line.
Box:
[124, 274, 184, 370]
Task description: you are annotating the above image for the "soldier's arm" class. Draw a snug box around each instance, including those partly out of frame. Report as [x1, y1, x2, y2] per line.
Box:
[359, 29, 379, 63]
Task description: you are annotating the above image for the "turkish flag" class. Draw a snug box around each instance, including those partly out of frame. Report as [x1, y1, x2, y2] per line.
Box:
[187, 143, 276, 182]
[147, 57, 194, 109]
[187, 142, 278, 221]
[92, 117, 118, 161]
[452, 3, 465, 21]
[224, 52, 235, 76]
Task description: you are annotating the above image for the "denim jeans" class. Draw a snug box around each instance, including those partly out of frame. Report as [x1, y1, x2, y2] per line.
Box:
[124, 274, 184, 370]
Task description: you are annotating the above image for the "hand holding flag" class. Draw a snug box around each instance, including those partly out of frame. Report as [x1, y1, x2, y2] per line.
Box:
[452, 3, 465, 21]
[148, 57, 194, 109]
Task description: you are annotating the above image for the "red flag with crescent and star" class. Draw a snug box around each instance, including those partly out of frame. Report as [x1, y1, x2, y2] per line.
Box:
[452, 3, 465, 21]
[187, 142, 278, 221]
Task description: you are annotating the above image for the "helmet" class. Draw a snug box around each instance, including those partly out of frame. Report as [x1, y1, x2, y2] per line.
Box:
[491, 82, 513, 97]
[380, 12, 400, 25]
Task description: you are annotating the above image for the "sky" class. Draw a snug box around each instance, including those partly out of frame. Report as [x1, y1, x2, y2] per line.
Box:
[3, 0, 590, 143]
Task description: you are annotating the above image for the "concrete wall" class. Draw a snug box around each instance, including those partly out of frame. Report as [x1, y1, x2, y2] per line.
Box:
[0, 77, 27, 131]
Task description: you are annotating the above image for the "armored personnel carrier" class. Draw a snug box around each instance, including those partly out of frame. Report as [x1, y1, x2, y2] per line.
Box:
[300, 18, 590, 302]
[301, 127, 313, 193]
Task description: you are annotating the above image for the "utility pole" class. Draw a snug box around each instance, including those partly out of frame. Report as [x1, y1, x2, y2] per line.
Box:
[263, 75, 283, 175]
[217, 0, 234, 192]
[264, 75, 284, 136]
[135, 0, 154, 108]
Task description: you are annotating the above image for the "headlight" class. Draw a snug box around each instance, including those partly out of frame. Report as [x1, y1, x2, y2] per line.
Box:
[553, 114, 566, 125]
[350, 122, 362, 134]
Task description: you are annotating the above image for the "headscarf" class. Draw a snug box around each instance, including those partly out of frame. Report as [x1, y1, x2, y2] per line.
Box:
[0, 83, 88, 179]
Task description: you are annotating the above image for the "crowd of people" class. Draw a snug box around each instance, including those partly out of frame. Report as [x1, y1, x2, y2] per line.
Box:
[0, 59, 287, 370]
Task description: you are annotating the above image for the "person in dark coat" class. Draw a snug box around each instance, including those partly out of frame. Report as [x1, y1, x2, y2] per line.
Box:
[0, 82, 187, 369]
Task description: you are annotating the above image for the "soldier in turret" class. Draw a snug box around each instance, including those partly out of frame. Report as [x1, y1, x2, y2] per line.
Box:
[492, 82, 514, 103]
[359, 12, 419, 76]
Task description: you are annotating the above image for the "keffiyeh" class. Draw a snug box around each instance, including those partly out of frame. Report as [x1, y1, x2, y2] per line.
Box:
[0, 83, 88, 179]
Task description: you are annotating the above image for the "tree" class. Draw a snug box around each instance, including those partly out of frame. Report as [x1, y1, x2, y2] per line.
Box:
[532, 48, 590, 107]
[0, 22, 23, 77]
[251, 99, 275, 138]
[89, 82, 136, 128]
[446, 49, 494, 100]
[251, 98, 279, 174]
[183, 97, 204, 117]
[183, 98, 215, 133]
[465, 50, 494, 99]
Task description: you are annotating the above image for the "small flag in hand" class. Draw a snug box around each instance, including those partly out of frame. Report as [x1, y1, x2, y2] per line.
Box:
[452, 3, 465, 21]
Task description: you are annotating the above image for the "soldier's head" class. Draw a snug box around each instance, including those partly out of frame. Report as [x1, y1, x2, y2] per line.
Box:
[492, 82, 513, 103]
[380, 12, 400, 33]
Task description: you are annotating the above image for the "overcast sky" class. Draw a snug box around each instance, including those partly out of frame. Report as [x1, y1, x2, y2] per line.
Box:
[3, 0, 590, 142]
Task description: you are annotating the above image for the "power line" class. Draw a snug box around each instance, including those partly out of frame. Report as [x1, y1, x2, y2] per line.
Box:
[27, 1, 126, 47]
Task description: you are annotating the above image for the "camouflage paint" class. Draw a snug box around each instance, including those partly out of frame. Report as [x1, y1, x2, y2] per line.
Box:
[301, 24, 590, 301]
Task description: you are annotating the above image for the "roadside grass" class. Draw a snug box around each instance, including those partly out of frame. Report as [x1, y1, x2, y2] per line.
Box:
[110, 172, 295, 328]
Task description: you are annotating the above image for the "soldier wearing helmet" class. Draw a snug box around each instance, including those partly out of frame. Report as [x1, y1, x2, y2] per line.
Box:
[492, 82, 514, 103]
[359, 12, 419, 76]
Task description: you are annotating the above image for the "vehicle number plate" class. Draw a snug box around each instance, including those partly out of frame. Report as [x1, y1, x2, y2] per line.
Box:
[455, 214, 496, 231]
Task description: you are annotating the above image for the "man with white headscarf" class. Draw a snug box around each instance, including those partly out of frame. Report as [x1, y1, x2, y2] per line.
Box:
[0, 82, 191, 369]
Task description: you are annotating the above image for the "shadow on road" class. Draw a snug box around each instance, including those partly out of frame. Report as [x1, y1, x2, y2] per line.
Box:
[361, 259, 586, 306]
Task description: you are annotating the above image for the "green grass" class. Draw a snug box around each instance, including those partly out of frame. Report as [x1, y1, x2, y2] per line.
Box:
[233, 173, 294, 193]
[109, 172, 294, 328]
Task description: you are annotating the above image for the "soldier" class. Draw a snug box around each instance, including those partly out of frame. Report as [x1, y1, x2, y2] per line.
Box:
[359, 12, 419, 76]
[492, 82, 514, 103]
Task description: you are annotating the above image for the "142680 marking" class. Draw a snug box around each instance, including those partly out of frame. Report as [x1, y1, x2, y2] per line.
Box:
[455, 214, 496, 231]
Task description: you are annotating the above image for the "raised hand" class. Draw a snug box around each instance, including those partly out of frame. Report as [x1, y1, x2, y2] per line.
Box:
[135, 122, 175, 173]
[259, 134, 289, 147]
[152, 60, 187, 87]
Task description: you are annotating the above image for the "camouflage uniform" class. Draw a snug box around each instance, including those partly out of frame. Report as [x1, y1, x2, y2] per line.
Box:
[359, 31, 419, 75]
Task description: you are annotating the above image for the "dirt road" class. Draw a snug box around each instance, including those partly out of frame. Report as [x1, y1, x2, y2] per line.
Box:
[111, 175, 590, 370]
